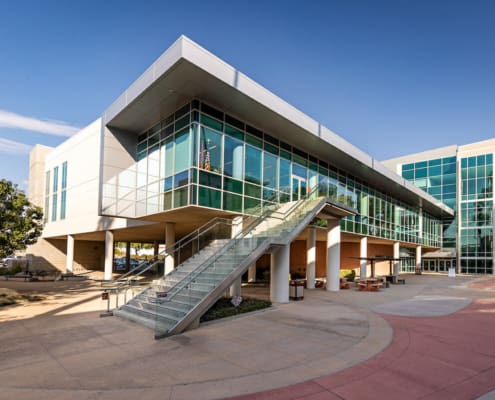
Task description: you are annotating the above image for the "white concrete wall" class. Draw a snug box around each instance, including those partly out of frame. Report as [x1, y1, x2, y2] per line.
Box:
[41, 119, 149, 238]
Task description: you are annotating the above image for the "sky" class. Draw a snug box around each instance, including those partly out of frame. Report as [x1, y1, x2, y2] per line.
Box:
[1, 0, 494, 191]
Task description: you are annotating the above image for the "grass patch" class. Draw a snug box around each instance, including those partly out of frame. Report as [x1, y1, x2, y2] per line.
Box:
[0, 288, 44, 307]
[201, 297, 271, 323]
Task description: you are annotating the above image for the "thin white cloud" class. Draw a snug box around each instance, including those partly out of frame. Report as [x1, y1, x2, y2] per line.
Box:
[0, 109, 80, 137]
[0, 137, 33, 155]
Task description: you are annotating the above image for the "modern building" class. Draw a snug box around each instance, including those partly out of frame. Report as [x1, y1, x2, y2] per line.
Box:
[383, 140, 495, 275]
[26, 36, 454, 334]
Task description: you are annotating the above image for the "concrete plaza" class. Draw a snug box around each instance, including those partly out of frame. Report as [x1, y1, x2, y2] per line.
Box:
[1, 274, 494, 399]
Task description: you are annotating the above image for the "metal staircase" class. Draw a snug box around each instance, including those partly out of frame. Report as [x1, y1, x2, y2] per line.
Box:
[109, 195, 335, 339]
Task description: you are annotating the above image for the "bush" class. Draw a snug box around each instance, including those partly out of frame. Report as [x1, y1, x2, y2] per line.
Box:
[0, 288, 44, 307]
[201, 297, 271, 322]
[340, 269, 356, 282]
[0, 264, 24, 276]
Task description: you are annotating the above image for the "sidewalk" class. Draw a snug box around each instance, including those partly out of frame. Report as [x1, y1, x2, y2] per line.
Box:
[0, 275, 494, 400]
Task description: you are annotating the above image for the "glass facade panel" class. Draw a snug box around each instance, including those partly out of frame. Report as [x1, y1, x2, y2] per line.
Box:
[244, 145, 262, 184]
[128, 100, 442, 247]
[174, 129, 191, 173]
[224, 135, 244, 179]
[199, 127, 222, 174]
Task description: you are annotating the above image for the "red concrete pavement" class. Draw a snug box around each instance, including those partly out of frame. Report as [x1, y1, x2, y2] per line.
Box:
[230, 284, 495, 400]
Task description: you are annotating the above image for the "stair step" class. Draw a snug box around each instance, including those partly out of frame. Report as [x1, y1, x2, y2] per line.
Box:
[132, 299, 188, 319]
[122, 303, 181, 323]
[113, 308, 175, 332]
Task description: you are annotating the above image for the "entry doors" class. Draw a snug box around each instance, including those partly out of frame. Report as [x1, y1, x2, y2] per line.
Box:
[292, 175, 307, 201]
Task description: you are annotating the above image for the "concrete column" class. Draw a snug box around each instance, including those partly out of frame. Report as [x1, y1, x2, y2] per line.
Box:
[248, 263, 256, 282]
[326, 220, 340, 292]
[229, 216, 244, 295]
[229, 277, 242, 297]
[306, 227, 316, 289]
[416, 245, 422, 272]
[393, 242, 400, 276]
[360, 236, 367, 278]
[231, 216, 243, 237]
[270, 244, 290, 303]
[104, 230, 114, 281]
[66, 234, 74, 273]
[153, 240, 159, 257]
[165, 223, 175, 275]
[125, 242, 131, 271]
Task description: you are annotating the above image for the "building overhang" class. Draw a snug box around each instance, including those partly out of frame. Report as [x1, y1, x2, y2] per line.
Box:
[102, 35, 453, 219]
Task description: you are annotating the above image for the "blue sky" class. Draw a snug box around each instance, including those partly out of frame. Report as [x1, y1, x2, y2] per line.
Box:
[1, 0, 494, 191]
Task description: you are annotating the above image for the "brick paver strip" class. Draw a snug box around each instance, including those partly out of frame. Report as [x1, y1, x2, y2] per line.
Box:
[230, 295, 495, 399]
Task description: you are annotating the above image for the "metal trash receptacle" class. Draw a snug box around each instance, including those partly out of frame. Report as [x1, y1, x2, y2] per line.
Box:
[289, 280, 304, 300]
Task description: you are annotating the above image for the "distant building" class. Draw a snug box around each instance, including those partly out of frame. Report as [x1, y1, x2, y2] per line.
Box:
[383, 140, 494, 274]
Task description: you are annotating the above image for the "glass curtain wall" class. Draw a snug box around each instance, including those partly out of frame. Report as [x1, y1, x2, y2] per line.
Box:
[402, 156, 457, 248]
[459, 154, 494, 273]
[134, 100, 441, 247]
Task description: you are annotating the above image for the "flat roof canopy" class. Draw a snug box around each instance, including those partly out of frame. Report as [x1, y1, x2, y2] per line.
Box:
[103, 36, 453, 219]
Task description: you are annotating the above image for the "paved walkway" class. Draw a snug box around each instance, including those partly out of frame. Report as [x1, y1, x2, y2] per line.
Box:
[0, 275, 494, 399]
[231, 276, 495, 400]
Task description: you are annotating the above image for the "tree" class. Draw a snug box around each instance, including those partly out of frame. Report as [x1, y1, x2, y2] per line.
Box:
[0, 179, 43, 258]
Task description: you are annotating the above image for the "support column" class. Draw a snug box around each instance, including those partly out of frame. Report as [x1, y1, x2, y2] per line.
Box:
[125, 242, 131, 271]
[270, 244, 290, 303]
[360, 236, 368, 278]
[416, 245, 422, 274]
[393, 242, 400, 276]
[326, 220, 341, 292]
[230, 278, 242, 297]
[165, 223, 175, 275]
[248, 263, 256, 282]
[153, 240, 159, 257]
[66, 235, 74, 273]
[306, 227, 316, 289]
[104, 230, 114, 281]
[230, 216, 244, 296]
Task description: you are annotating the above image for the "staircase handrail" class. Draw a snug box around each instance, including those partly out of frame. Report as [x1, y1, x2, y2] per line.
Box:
[158, 191, 319, 304]
[102, 199, 272, 289]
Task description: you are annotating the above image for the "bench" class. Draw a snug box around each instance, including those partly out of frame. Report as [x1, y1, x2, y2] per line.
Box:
[397, 278, 406, 284]
[358, 281, 382, 292]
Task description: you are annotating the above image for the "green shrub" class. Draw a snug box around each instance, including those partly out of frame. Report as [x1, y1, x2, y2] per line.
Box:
[340, 269, 356, 282]
[0, 264, 23, 276]
[0, 288, 43, 307]
[201, 297, 271, 322]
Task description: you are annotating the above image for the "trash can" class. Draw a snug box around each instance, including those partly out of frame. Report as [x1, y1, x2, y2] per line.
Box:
[448, 267, 456, 278]
[289, 280, 304, 300]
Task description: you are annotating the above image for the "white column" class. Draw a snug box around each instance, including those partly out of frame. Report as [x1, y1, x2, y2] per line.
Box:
[229, 278, 242, 297]
[416, 245, 422, 273]
[248, 263, 256, 282]
[326, 220, 341, 292]
[306, 227, 316, 289]
[165, 223, 175, 275]
[66, 234, 74, 273]
[360, 236, 367, 278]
[230, 216, 244, 296]
[104, 230, 114, 281]
[393, 242, 400, 276]
[270, 244, 290, 303]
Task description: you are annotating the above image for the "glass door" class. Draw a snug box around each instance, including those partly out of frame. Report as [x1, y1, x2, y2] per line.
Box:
[292, 176, 307, 201]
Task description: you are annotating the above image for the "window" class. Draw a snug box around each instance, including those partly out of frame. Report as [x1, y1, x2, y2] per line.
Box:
[224, 135, 243, 179]
[199, 127, 222, 173]
[244, 145, 261, 184]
